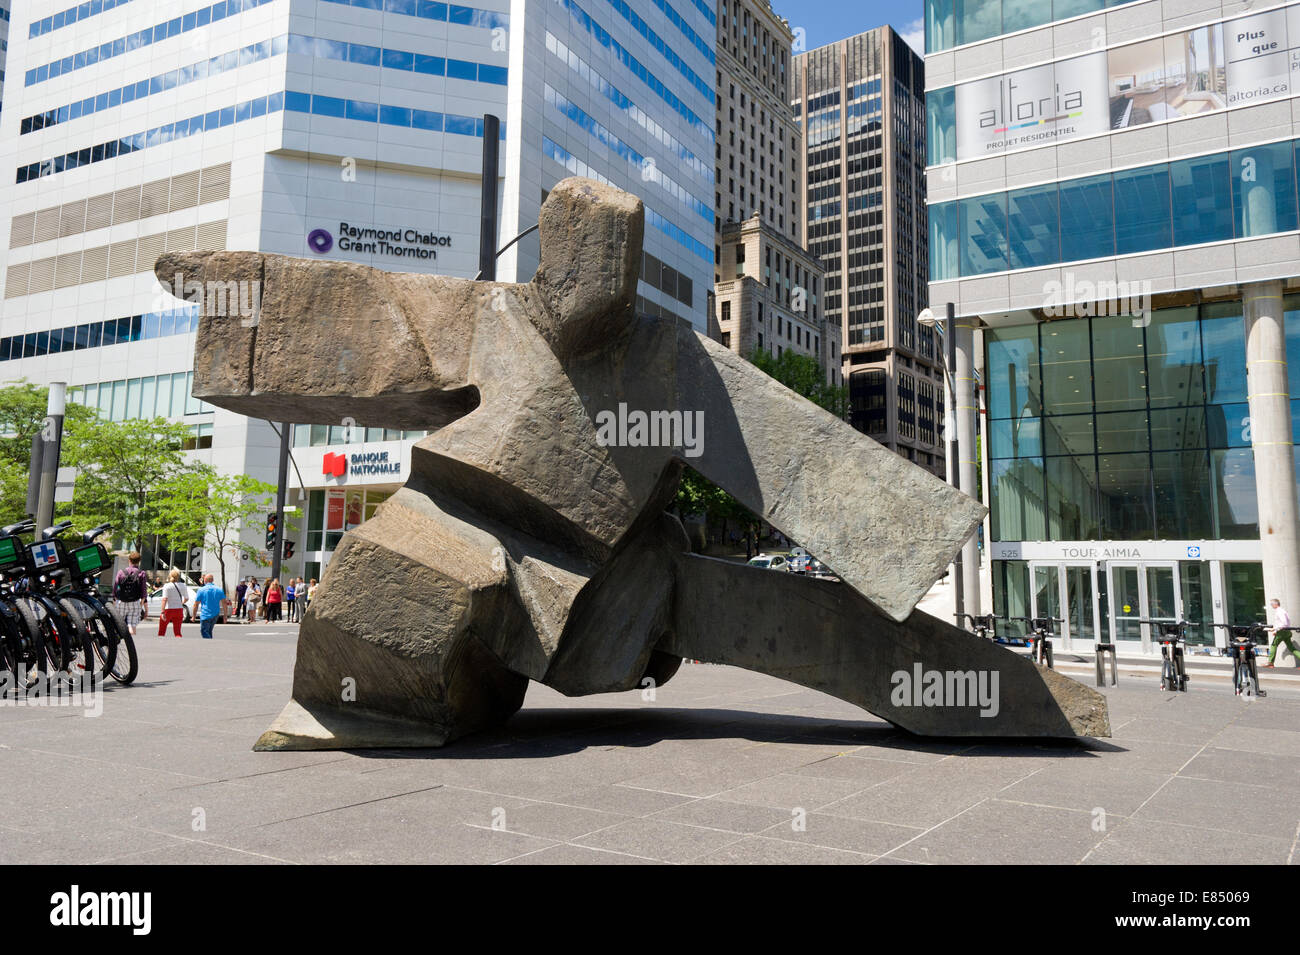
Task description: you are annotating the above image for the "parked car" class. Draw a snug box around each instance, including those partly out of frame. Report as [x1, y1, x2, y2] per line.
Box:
[147, 587, 193, 623]
[747, 553, 791, 571]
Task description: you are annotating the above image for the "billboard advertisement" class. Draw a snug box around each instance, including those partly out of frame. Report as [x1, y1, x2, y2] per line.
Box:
[938, 4, 1300, 163]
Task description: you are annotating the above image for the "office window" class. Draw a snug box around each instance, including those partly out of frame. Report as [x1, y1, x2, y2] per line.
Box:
[959, 193, 1007, 275]
[1008, 182, 1059, 270]
[1171, 153, 1233, 247]
[1233, 141, 1297, 238]
[1058, 174, 1113, 263]
[1114, 165, 1171, 254]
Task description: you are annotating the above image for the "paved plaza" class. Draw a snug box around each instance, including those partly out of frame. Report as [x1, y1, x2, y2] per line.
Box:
[3, 624, 1298, 865]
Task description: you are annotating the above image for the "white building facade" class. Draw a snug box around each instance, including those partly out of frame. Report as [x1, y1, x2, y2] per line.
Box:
[0, 0, 714, 585]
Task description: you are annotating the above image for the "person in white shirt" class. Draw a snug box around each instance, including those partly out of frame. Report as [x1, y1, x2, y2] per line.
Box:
[1266, 597, 1296, 667]
[157, 569, 190, 638]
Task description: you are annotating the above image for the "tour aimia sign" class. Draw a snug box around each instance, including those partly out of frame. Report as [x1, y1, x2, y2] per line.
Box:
[307, 223, 452, 261]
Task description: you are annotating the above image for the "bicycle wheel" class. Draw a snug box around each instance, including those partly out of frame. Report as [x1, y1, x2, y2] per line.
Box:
[59, 596, 116, 680]
[39, 598, 95, 682]
[0, 611, 19, 693]
[53, 599, 99, 686]
[1161, 656, 1172, 691]
[1043, 643, 1053, 669]
[8, 598, 48, 682]
[103, 604, 137, 685]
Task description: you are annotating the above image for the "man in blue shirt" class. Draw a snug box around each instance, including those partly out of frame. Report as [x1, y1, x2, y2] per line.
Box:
[191, 574, 226, 639]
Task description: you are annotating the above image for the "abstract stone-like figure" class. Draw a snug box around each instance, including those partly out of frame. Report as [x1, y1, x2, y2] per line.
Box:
[158, 178, 1109, 749]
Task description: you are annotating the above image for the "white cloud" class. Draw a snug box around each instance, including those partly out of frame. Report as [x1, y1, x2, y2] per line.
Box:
[898, 16, 924, 55]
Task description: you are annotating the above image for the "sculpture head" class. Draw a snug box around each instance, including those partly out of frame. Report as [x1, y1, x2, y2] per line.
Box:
[154, 177, 645, 430]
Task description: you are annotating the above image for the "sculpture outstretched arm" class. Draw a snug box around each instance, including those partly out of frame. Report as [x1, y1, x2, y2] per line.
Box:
[154, 250, 481, 430]
[675, 326, 985, 622]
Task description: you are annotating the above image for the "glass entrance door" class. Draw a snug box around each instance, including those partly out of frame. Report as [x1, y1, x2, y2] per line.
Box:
[1028, 562, 1098, 651]
[1108, 562, 1182, 653]
[1063, 564, 1097, 650]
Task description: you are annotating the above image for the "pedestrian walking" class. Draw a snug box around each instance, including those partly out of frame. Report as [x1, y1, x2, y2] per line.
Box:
[265, 578, 282, 622]
[113, 551, 149, 639]
[246, 577, 262, 622]
[307, 578, 318, 609]
[235, 578, 247, 619]
[191, 574, 225, 640]
[1266, 597, 1297, 667]
[285, 578, 297, 623]
[157, 569, 189, 638]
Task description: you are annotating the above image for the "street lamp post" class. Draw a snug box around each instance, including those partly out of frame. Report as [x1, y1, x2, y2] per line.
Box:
[34, 382, 67, 534]
[919, 305, 964, 622]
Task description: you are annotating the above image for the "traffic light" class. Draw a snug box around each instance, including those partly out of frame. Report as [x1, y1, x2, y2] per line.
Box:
[283, 540, 295, 560]
[265, 514, 278, 550]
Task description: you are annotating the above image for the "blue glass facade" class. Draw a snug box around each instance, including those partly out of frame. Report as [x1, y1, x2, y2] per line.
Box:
[983, 302, 1284, 544]
[0, 307, 199, 362]
[23, 0, 508, 86]
[29, 0, 134, 38]
[925, 0, 1138, 53]
[930, 140, 1300, 280]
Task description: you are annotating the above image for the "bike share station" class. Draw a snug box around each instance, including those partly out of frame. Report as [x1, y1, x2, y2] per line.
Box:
[990, 539, 1278, 695]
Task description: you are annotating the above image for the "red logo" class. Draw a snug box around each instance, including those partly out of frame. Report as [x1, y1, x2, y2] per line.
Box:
[323, 451, 347, 478]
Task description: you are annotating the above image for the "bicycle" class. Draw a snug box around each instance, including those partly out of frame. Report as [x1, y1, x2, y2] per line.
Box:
[955, 613, 997, 641]
[1009, 616, 1059, 668]
[0, 521, 48, 690]
[46, 521, 136, 685]
[1138, 619, 1189, 692]
[1214, 622, 1267, 698]
[12, 521, 99, 682]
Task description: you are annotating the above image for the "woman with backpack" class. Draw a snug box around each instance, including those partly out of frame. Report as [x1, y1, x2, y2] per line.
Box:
[113, 551, 149, 639]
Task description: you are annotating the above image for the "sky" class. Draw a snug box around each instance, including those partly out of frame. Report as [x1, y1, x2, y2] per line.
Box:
[767, 0, 927, 56]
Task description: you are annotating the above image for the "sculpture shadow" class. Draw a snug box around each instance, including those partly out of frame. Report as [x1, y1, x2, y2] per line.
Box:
[348, 705, 1106, 762]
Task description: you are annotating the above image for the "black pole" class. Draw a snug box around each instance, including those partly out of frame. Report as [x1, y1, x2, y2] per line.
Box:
[35, 383, 66, 534]
[478, 113, 501, 282]
[26, 431, 44, 518]
[948, 301, 964, 621]
[270, 421, 291, 586]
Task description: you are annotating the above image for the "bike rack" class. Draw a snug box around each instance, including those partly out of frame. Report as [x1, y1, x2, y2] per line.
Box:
[1094, 642, 1118, 686]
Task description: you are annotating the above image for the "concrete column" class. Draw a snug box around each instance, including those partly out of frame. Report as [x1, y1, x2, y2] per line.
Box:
[1244, 280, 1300, 620]
[955, 316, 981, 616]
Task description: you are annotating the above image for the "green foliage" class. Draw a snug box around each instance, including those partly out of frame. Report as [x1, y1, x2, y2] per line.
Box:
[0, 381, 97, 522]
[671, 348, 846, 529]
[747, 348, 849, 419]
[61, 414, 196, 551]
[154, 466, 276, 593]
[674, 466, 753, 523]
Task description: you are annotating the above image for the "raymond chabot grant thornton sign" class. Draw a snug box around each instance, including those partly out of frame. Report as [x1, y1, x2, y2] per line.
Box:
[307, 223, 453, 260]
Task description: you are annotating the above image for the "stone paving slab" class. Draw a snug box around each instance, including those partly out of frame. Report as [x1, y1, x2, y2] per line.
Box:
[2, 623, 1298, 865]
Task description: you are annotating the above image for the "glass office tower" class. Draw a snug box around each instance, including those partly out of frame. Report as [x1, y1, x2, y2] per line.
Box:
[925, 0, 1300, 652]
[0, 0, 714, 584]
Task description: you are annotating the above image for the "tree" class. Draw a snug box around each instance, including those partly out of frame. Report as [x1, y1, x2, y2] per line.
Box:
[0, 380, 96, 524]
[61, 415, 195, 552]
[748, 349, 849, 419]
[672, 349, 846, 547]
[154, 466, 276, 593]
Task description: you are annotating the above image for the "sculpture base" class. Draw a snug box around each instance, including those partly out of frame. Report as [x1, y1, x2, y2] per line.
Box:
[253, 700, 451, 751]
